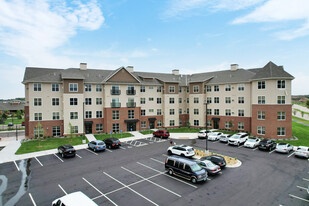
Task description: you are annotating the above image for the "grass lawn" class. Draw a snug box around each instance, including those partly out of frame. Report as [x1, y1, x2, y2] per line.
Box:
[1, 118, 25, 125]
[15, 136, 88, 155]
[292, 116, 309, 125]
[140, 130, 153, 135]
[293, 102, 307, 107]
[94, 133, 133, 141]
[277, 121, 309, 147]
[166, 127, 202, 133]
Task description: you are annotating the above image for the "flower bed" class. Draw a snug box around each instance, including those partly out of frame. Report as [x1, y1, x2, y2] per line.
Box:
[194, 149, 238, 166]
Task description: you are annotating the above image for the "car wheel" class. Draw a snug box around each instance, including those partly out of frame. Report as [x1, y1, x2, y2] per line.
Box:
[168, 169, 173, 175]
[191, 177, 197, 184]
[93, 148, 96, 152]
[181, 154, 185, 157]
[160, 135, 163, 139]
[237, 142, 240, 146]
[167, 150, 172, 155]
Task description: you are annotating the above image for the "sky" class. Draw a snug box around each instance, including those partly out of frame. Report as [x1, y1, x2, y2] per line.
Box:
[0, 0, 308, 99]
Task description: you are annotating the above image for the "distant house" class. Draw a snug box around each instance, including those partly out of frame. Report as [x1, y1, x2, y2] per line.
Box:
[0, 100, 25, 113]
[299, 98, 308, 103]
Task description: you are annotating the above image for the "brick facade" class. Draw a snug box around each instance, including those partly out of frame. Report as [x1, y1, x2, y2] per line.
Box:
[28, 120, 64, 138]
[207, 115, 251, 132]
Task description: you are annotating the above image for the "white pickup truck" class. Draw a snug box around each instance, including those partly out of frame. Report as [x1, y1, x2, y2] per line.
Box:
[228, 133, 249, 146]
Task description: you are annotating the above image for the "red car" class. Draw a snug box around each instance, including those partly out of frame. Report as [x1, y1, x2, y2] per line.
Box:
[153, 130, 170, 139]
[21, 121, 25, 126]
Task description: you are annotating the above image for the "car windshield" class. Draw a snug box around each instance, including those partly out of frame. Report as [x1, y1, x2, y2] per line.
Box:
[232, 135, 240, 139]
[191, 164, 202, 172]
[277, 143, 286, 147]
[199, 131, 204, 134]
[298, 147, 308, 151]
[206, 162, 216, 167]
[98, 142, 104, 145]
[187, 148, 194, 152]
[247, 139, 256, 142]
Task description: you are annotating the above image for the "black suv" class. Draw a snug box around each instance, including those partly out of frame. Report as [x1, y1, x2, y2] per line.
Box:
[258, 139, 276, 151]
[104, 137, 121, 149]
[200, 155, 226, 168]
[58, 144, 76, 158]
[165, 155, 207, 184]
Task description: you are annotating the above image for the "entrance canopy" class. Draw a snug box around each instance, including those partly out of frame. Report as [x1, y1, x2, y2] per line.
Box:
[211, 118, 220, 121]
[148, 118, 156, 122]
[124, 119, 139, 123]
[84, 121, 93, 124]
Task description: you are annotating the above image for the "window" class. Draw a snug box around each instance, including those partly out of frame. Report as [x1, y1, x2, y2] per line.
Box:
[206, 120, 211, 127]
[277, 96, 285, 104]
[187, 98, 189, 103]
[179, 98, 182, 104]
[214, 97, 219, 104]
[52, 126, 61, 136]
[52, 112, 60, 120]
[34, 127, 43, 138]
[128, 110, 134, 119]
[157, 109, 162, 115]
[170, 109, 175, 115]
[149, 109, 154, 113]
[194, 120, 199, 126]
[277, 112, 286, 120]
[113, 123, 119, 133]
[179, 108, 182, 114]
[52, 98, 59, 106]
[238, 84, 244, 91]
[169, 98, 174, 104]
[140, 98, 146, 104]
[96, 111, 102, 118]
[206, 85, 211, 92]
[257, 111, 265, 120]
[141, 121, 146, 128]
[70, 112, 78, 119]
[238, 109, 244, 117]
[277, 80, 286, 89]
[69, 83, 78, 92]
[225, 121, 231, 129]
[149, 86, 153, 89]
[169, 86, 175, 93]
[141, 110, 145, 116]
[187, 87, 189, 93]
[140, 86, 145, 92]
[257, 126, 265, 135]
[193, 86, 199, 93]
[194, 109, 199, 115]
[149, 97, 154, 101]
[85, 84, 91, 92]
[225, 84, 231, 91]
[72, 126, 78, 133]
[214, 109, 219, 115]
[157, 120, 162, 127]
[187, 108, 189, 114]
[207, 97, 212, 104]
[127, 85, 135, 95]
[179, 87, 182, 93]
[85, 98, 92, 105]
[70, 98, 78, 105]
[34, 113, 42, 121]
[194, 97, 199, 104]
[111, 98, 120, 108]
[96, 85, 102, 92]
[277, 127, 285, 136]
[207, 109, 212, 115]
[157, 86, 162, 92]
[96, 98, 102, 105]
[179, 119, 182, 125]
[225, 109, 231, 116]
[258, 96, 265, 104]
[258, 81, 265, 89]
[225, 97, 231, 104]
[214, 85, 219, 92]
[112, 111, 119, 120]
[96, 124, 103, 131]
[85, 111, 92, 118]
[238, 97, 244, 104]
[170, 120, 175, 126]
[111, 85, 120, 95]
[34, 83, 41, 91]
[238, 122, 244, 130]
[52, 84, 59, 92]
[34, 98, 42, 106]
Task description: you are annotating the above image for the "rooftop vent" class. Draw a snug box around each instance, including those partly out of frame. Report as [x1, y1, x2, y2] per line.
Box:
[172, 69, 180, 75]
[126, 66, 134, 73]
[230, 64, 238, 71]
[80, 63, 87, 70]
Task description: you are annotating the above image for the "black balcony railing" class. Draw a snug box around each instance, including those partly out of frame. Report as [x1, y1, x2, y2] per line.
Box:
[126, 89, 136, 95]
[111, 89, 121, 95]
[126, 102, 136, 108]
[111, 102, 121, 108]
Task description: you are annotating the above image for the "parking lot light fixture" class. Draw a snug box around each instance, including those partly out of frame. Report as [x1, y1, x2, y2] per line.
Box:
[205, 102, 208, 153]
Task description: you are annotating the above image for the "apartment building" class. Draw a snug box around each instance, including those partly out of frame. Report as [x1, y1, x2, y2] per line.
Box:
[22, 61, 294, 139]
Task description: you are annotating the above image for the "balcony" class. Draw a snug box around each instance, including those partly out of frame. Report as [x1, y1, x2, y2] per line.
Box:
[111, 89, 121, 95]
[111, 102, 121, 108]
[126, 89, 136, 95]
[126, 102, 136, 108]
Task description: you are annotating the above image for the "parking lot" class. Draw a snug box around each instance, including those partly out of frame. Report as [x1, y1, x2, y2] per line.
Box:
[0, 137, 308, 206]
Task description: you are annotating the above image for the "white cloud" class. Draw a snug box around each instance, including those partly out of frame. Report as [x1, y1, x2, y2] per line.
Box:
[292, 72, 309, 95]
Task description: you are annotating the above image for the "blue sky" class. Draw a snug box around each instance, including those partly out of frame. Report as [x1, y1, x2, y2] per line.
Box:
[0, 0, 308, 99]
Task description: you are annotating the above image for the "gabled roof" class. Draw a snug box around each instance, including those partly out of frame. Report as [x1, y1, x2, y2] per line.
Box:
[103, 67, 141, 83]
[250, 61, 294, 80]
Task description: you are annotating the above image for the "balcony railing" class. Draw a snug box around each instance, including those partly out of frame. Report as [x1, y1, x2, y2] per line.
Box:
[111, 102, 121, 108]
[126, 102, 136, 108]
[126, 89, 136, 95]
[111, 89, 121, 95]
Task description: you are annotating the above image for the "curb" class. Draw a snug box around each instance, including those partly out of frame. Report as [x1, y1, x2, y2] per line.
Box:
[226, 159, 242, 168]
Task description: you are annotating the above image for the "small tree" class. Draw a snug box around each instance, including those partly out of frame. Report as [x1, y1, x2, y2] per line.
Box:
[69, 122, 74, 142]
[306, 100, 309, 109]
[34, 122, 45, 147]
[16, 110, 22, 119]
[293, 109, 297, 116]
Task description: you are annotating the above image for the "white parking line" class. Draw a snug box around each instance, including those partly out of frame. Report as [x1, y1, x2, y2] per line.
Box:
[150, 158, 165, 164]
[76, 154, 82, 158]
[13, 161, 20, 171]
[269, 149, 276, 154]
[106, 149, 113, 152]
[121, 167, 181, 197]
[297, 185, 307, 190]
[53, 154, 64, 162]
[288, 152, 295, 158]
[238, 145, 243, 148]
[34, 157, 43, 166]
[136, 162, 197, 188]
[85, 148, 98, 155]
[302, 178, 309, 182]
[253, 147, 258, 151]
[162, 154, 168, 157]
[289, 194, 309, 203]
[119, 146, 126, 150]
[103, 172, 159, 206]
[82, 177, 117, 206]
[225, 143, 229, 145]
[28, 193, 37, 206]
[58, 184, 67, 195]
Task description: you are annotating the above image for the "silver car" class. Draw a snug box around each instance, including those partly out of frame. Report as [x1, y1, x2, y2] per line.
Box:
[219, 134, 232, 143]
[275, 143, 293, 154]
[195, 159, 221, 175]
[295, 146, 309, 158]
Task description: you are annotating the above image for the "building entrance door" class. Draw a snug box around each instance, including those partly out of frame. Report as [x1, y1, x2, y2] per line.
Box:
[149, 121, 155, 129]
[85, 124, 92, 134]
[127, 122, 136, 131]
[213, 120, 219, 129]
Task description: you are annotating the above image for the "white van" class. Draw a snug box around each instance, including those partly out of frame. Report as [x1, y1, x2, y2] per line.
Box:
[52, 191, 98, 206]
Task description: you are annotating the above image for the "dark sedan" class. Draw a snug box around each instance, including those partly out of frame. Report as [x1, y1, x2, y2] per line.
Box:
[57, 144, 76, 158]
[258, 139, 276, 151]
[104, 137, 121, 149]
[200, 155, 226, 168]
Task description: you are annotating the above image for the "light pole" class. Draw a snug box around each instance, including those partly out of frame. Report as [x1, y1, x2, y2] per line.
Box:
[205, 102, 208, 152]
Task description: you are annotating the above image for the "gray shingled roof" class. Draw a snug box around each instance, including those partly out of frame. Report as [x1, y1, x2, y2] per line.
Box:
[0, 103, 24, 111]
[22, 61, 294, 85]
